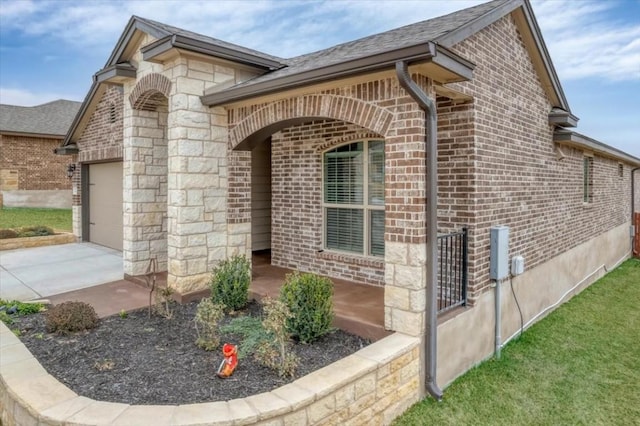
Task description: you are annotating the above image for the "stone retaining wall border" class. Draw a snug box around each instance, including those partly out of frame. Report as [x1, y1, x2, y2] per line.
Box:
[0, 322, 421, 425]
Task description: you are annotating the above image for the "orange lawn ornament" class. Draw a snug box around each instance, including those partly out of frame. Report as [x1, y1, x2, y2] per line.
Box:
[216, 343, 238, 378]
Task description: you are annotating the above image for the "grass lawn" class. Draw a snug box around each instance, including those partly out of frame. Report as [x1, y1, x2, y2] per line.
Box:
[0, 207, 72, 232]
[395, 258, 640, 425]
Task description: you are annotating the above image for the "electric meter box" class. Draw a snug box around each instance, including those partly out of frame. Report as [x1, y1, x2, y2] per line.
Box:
[511, 255, 525, 276]
[490, 226, 509, 280]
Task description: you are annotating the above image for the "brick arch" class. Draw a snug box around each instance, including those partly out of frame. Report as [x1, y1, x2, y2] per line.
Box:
[129, 73, 171, 111]
[316, 131, 383, 153]
[229, 94, 394, 151]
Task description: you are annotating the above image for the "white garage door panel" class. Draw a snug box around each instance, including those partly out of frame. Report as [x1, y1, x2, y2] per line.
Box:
[89, 162, 123, 251]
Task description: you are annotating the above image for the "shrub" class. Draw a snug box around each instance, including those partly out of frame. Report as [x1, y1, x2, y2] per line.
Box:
[255, 297, 298, 377]
[17, 226, 54, 238]
[210, 255, 250, 312]
[220, 315, 270, 359]
[0, 229, 18, 239]
[154, 286, 175, 319]
[279, 272, 334, 343]
[44, 301, 99, 335]
[194, 298, 225, 351]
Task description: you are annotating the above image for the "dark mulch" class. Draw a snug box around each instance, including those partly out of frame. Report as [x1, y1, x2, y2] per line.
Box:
[13, 301, 369, 405]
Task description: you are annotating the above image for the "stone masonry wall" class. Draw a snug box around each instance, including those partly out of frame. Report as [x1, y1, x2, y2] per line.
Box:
[446, 14, 635, 301]
[0, 135, 71, 191]
[0, 321, 420, 426]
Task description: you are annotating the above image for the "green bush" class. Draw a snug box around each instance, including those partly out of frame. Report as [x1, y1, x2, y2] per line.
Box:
[0, 229, 18, 239]
[17, 226, 54, 238]
[279, 272, 334, 343]
[44, 301, 99, 335]
[255, 297, 298, 377]
[220, 315, 269, 359]
[0, 299, 45, 315]
[210, 255, 250, 312]
[194, 298, 225, 351]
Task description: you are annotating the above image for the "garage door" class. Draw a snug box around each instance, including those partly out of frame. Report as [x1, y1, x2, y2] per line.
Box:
[89, 162, 123, 250]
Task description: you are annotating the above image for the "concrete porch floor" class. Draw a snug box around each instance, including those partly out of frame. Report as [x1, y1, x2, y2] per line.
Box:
[49, 252, 389, 341]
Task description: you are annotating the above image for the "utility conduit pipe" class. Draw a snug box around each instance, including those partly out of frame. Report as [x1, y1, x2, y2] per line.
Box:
[502, 251, 630, 347]
[395, 60, 443, 401]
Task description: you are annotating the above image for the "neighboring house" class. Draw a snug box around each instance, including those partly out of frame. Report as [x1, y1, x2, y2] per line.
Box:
[56, 0, 640, 414]
[0, 99, 81, 208]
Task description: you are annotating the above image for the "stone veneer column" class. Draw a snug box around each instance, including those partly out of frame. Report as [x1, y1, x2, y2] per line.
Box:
[166, 58, 241, 294]
[383, 80, 431, 337]
[122, 101, 169, 276]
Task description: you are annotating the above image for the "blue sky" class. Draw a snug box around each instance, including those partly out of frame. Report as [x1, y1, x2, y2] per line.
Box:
[0, 0, 638, 156]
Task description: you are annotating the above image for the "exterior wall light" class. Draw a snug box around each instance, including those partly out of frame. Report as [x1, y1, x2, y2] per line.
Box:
[67, 164, 76, 179]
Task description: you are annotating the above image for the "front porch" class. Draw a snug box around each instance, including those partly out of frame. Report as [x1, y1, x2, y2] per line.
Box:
[126, 251, 390, 341]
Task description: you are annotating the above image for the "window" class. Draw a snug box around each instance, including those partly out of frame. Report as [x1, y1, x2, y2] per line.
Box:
[583, 156, 593, 203]
[323, 140, 384, 257]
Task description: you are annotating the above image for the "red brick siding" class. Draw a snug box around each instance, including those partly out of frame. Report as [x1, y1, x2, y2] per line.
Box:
[270, 120, 385, 286]
[448, 15, 634, 301]
[228, 76, 432, 249]
[74, 85, 124, 207]
[0, 134, 71, 190]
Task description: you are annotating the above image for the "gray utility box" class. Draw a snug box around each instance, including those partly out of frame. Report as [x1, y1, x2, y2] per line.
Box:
[490, 226, 510, 280]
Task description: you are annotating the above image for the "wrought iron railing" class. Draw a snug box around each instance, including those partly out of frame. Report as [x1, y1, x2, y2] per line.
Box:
[437, 228, 468, 314]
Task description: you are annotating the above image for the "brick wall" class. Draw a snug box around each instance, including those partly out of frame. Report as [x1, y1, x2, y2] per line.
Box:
[447, 15, 635, 301]
[227, 77, 433, 290]
[0, 134, 71, 190]
[73, 85, 125, 208]
[270, 120, 385, 286]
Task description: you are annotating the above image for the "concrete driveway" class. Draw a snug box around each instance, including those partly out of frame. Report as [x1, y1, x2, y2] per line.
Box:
[0, 243, 123, 301]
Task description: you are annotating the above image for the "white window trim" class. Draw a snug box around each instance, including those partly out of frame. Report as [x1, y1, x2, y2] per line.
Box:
[322, 139, 384, 258]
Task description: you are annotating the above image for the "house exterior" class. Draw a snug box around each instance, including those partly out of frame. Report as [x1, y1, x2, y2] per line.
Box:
[56, 0, 639, 409]
[0, 100, 81, 208]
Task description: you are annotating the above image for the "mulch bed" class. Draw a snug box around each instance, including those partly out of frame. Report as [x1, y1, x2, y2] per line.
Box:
[13, 301, 370, 405]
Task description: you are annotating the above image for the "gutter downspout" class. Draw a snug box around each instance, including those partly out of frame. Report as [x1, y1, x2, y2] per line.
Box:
[395, 60, 443, 401]
[633, 167, 640, 254]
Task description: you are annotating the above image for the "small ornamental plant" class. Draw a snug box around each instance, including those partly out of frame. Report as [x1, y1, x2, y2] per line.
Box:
[194, 298, 225, 351]
[255, 297, 299, 378]
[210, 255, 251, 312]
[44, 301, 99, 335]
[279, 272, 334, 343]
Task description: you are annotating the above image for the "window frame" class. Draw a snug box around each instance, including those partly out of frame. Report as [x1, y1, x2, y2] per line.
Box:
[322, 139, 385, 258]
[583, 155, 594, 204]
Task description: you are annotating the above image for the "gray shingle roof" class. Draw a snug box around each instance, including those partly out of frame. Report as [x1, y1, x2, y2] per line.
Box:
[225, 0, 510, 89]
[0, 100, 82, 136]
[133, 16, 286, 65]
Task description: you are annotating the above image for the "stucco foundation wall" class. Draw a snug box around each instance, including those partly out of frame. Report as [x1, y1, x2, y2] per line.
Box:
[1, 190, 71, 209]
[0, 327, 420, 426]
[437, 222, 630, 387]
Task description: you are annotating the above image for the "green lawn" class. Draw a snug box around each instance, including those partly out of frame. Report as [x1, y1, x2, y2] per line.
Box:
[395, 258, 640, 426]
[0, 207, 72, 232]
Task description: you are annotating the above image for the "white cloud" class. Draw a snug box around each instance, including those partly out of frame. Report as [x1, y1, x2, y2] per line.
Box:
[0, 87, 81, 106]
[1, 0, 638, 82]
[532, 0, 640, 81]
